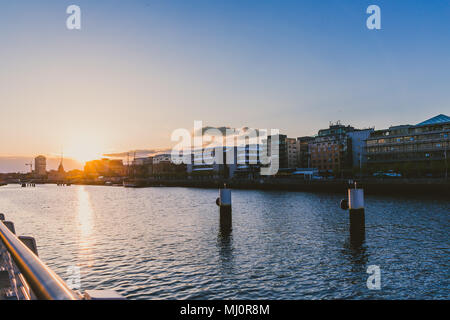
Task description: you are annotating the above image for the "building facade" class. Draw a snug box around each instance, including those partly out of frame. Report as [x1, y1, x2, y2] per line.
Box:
[187, 147, 237, 179]
[309, 123, 355, 175]
[365, 114, 450, 176]
[296, 136, 313, 169]
[267, 134, 288, 170]
[152, 154, 186, 176]
[233, 144, 263, 178]
[34, 155, 47, 176]
[347, 129, 374, 169]
[131, 157, 153, 177]
[84, 158, 126, 179]
[286, 138, 298, 169]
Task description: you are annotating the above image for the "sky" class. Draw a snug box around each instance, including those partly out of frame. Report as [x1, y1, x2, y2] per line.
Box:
[0, 0, 449, 171]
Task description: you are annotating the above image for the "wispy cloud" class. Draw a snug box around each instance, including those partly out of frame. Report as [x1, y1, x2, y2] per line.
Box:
[103, 148, 172, 158]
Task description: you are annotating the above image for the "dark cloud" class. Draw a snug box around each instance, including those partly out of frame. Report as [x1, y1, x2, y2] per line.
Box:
[194, 126, 234, 136]
[103, 148, 172, 158]
[194, 126, 262, 137]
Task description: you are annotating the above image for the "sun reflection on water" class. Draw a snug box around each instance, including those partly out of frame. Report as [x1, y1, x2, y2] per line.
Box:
[78, 186, 94, 236]
[77, 186, 95, 268]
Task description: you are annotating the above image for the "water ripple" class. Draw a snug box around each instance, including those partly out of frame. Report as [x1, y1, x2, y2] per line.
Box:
[0, 184, 448, 299]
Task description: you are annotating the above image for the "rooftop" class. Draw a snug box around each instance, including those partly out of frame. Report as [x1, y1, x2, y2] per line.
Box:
[416, 114, 450, 126]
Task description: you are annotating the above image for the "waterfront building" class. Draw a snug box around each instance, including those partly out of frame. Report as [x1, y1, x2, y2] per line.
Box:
[84, 158, 126, 180]
[234, 144, 263, 178]
[34, 155, 47, 176]
[347, 129, 374, 169]
[152, 154, 186, 176]
[152, 154, 171, 164]
[296, 136, 314, 169]
[187, 147, 237, 179]
[132, 157, 153, 166]
[109, 159, 127, 176]
[287, 138, 298, 169]
[152, 154, 172, 174]
[365, 114, 450, 177]
[131, 157, 153, 177]
[66, 169, 84, 181]
[267, 134, 288, 169]
[309, 122, 355, 176]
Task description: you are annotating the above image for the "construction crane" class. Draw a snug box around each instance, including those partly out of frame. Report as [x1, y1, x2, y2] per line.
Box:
[25, 162, 33, 173]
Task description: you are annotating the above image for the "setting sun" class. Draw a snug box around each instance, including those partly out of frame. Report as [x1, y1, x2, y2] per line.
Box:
[64, 134, 106, 164]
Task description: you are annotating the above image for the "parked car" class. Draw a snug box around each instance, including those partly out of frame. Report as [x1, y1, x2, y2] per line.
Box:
[373, 171, 402, 178]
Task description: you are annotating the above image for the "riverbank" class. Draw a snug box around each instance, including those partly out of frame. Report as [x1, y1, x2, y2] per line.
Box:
[5, 178, 449, 196]
[132, 178, 450, 196]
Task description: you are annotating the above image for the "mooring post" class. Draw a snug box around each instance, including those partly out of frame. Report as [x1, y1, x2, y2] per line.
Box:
[348, 183, 365, 244]
[340, 182, 365, 245]
[216, 185, 232, 229]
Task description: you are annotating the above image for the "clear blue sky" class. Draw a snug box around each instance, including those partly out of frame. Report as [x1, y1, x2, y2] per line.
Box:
[0, 0, 449, 171]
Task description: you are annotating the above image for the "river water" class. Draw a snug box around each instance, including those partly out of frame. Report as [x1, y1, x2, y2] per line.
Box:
[0, 184, 448, 299]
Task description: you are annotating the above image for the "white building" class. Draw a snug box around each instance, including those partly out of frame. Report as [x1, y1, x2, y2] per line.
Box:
[153, 154, 171, 164]
[187, 147, 237, 178]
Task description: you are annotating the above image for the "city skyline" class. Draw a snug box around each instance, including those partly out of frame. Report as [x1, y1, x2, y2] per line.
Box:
[1, 1, 449, 171]
[0, 112, 446, 173]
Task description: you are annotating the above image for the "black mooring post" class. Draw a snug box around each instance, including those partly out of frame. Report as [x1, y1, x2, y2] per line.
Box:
[348, 185, 365, 245]
[216, 186, 232, 230]
[341, 182, 365, 246]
